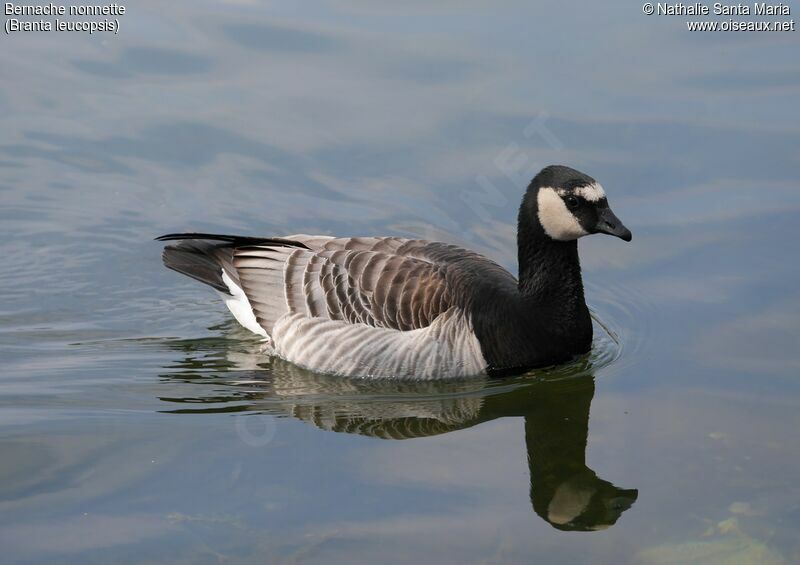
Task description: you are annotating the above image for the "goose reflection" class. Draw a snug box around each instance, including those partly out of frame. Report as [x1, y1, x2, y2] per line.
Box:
[158, 332, 638, 531]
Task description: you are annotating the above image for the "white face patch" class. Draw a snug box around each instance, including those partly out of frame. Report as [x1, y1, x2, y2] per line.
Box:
[537, 187, 589, 241]
[575, 182, 606, 202]
[547, 480, 593, 526]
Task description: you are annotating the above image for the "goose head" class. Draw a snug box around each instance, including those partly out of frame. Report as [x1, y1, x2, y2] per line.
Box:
[523, 165, 632, 242]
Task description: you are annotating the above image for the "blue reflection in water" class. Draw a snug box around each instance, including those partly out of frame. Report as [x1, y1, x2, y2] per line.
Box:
[0, 0, 799, 562]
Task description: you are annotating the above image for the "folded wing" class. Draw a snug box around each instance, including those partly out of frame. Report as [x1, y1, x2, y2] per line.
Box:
[233, 236, 453, 335]
[159, 234, 456, 337]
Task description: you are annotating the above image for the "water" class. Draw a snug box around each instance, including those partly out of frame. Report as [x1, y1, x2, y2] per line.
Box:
[1, 1, 799, 563]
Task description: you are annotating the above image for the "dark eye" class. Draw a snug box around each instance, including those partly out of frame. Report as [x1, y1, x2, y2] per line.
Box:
[565, 196, 580, 210]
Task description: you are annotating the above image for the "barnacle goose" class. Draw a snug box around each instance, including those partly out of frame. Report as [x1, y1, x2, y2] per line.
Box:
[157, 165, 631, 379]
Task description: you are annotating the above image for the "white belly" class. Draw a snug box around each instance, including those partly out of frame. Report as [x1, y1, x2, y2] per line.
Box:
[271, 309, 487, 379]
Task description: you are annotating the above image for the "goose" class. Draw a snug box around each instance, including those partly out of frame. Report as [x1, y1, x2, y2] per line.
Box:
[157, 165, 631, 379]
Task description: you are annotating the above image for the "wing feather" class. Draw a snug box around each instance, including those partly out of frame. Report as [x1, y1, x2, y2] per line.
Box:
[228, 237, 457, 335]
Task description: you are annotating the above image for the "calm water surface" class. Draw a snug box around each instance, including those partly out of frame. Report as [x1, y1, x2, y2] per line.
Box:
[1, 1, 799, 563]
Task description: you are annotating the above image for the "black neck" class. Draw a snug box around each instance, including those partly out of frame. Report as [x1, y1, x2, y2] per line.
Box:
[517, 210, 586, 309]
[472, 192, 592, 373]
